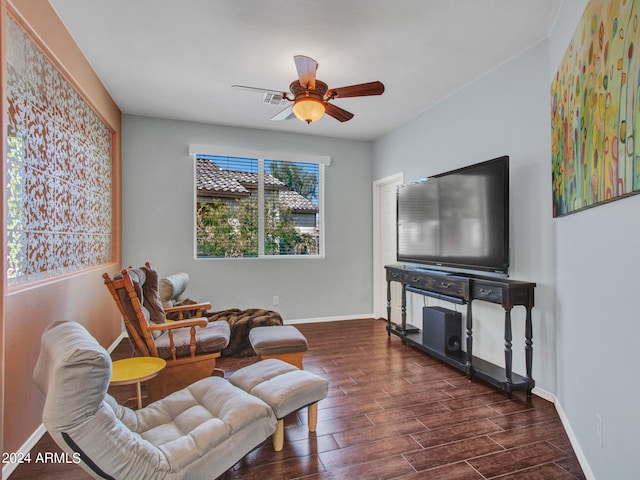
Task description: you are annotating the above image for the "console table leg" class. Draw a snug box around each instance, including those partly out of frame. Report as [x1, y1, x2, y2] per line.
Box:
[465, 301, 473, 379]
[525, 306, 534, 398]
[401, 284, 407, 344]
[386, 280, 392, 338]
[504, 308, 513, 390]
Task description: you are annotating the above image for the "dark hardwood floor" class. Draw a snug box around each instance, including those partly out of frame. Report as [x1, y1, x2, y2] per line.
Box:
[10, 318, 585, 479]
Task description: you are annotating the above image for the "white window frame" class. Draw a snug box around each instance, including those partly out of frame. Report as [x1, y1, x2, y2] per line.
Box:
[189, 144, 329, 259]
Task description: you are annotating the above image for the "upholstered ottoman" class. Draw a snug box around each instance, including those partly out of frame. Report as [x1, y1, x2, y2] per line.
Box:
[249, 325, 308, 368]
[229, 359, 329, 451]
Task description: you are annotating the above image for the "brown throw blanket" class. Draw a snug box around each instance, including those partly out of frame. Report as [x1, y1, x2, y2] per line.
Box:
[207, 308, 284, 357]
[167, 300, 284, 357]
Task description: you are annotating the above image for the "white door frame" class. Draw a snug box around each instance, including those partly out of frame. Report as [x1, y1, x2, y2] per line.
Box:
[372, 172, 404, 320]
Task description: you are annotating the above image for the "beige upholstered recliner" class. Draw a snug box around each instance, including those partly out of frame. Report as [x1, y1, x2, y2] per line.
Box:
[33, 321, 277, 480]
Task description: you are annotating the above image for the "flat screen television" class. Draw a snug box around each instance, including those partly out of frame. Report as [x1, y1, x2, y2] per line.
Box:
[396, 155, 509, 275]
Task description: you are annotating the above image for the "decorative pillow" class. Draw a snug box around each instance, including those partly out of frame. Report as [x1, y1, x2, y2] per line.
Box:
[159, 272, 190, 308]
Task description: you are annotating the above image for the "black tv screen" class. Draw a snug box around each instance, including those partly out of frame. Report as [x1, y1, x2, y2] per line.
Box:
[397, 156, 509, 275]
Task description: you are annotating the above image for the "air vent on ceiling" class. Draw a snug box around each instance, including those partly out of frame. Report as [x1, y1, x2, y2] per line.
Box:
[262, 92, 288, 106]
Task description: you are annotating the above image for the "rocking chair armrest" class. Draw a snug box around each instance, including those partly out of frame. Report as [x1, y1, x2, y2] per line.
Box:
[165, 302, 212, 313]
[147, 318, 208, 332]
[164, 302, 212, 320]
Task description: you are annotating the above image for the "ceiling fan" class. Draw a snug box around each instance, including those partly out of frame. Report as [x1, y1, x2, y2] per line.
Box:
[232, 55, 385, 124]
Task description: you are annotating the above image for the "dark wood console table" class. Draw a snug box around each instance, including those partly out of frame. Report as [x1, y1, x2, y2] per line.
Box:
[385, 264, 536, 397]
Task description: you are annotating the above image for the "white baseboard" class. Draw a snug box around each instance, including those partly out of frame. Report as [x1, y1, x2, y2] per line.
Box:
[531, 385, 555, 403]
[553, 395, 596, 480]
[531, 387, 595, 480]
[284, 313, 375, 325]
[2, 332, 128, 480]
[108, 331, 128, 352]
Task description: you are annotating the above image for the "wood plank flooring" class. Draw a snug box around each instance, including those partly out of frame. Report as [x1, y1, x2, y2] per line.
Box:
[10, 318, 585, 479]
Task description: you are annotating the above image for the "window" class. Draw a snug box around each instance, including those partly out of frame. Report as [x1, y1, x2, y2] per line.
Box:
[194, 152, 325, 258]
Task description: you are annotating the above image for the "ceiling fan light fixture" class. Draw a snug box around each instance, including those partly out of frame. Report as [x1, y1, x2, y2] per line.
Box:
[292, 97, 325, 124]
[237, 57, 382, 124]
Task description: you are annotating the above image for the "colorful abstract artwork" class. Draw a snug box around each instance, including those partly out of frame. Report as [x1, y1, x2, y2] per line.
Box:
[5, 17, 113, 286]
[551, 0, 640, 217]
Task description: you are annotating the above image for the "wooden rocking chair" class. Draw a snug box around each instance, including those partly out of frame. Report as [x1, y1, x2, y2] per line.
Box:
[103, 262, 230, 401]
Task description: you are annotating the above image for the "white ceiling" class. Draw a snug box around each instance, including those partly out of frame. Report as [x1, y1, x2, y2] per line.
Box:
[49, 0, 561, 141]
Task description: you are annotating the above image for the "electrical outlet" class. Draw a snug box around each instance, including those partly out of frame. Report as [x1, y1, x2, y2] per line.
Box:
[596, 413, 603, 448]
[272, 296, 279, 306]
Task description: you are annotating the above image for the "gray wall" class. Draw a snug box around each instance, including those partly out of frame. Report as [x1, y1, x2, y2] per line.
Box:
[373, 39, 556, 393]
[549, 1, 640, 478]
[121, 115, 373, 321]
[373, 1, 640, 478]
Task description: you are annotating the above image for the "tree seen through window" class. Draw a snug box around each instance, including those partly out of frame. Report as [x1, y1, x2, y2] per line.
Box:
[196, 155, 321, 258]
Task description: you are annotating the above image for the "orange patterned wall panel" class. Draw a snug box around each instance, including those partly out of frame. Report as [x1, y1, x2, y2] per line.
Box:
[5, 16, 113, 286]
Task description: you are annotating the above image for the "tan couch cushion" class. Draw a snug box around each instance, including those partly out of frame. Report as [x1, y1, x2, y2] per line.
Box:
[159, 272, 190, 308]
[154, 320, 230, 359]
[229, 359, 328, 420]
[249, 325, 308, 355]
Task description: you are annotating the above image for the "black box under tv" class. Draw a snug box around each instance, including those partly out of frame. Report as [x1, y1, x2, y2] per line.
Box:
[422, 306, 462, 355]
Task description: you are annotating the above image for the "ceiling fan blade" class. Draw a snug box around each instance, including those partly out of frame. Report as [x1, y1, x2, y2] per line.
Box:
[328, 81, 385, 99]
[325, 102, 354, 122]
[271, 105, 295, 121]
[294, 55, 318, 90]
[232, 85, 286, 95]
